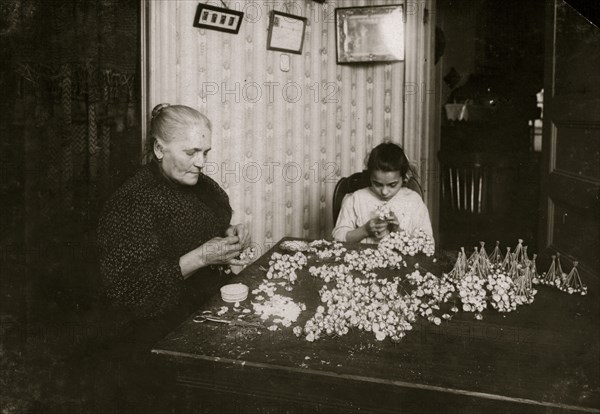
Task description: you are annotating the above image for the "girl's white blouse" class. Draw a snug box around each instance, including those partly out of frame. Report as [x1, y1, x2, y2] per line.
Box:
[332, 187, 434, 244]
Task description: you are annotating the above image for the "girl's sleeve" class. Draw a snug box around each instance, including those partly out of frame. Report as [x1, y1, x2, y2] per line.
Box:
[415, 199, 434, 238]
[332, 194, 358, 242]
[97, 202, 185, 319]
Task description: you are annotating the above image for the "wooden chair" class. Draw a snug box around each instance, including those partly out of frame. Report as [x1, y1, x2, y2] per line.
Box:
[438, 152, 490, 215]
[332, 170, 423, 223]
[437, 150, 524, 249]
[437, 151, 520, 215]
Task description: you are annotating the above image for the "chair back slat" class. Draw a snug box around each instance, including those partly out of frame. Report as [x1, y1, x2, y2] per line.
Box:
[438, 152, 493, 215]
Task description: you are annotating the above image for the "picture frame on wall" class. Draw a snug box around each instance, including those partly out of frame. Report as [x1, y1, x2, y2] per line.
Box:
[193, 3, 244, 34]
[335, 5, 405, 63]
[267, 10, 308, 55]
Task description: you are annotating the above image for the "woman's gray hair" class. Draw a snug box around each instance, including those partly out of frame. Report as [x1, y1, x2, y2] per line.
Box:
[146, 103, 212, 159]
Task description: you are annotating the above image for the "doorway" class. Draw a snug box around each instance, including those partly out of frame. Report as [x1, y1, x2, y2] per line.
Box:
[435, 0, 545, 253]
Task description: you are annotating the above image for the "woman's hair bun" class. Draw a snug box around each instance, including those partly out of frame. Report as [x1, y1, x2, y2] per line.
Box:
[151, 103, 170, 119]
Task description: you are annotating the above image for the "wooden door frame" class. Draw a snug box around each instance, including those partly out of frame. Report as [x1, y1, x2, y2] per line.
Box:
[538, 0, 555, 252]
[140, 0, 151, 164]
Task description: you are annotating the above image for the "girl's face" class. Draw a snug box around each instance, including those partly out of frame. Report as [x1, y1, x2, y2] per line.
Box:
[370, 170, 403, 201]
[156, 122, 212, 186]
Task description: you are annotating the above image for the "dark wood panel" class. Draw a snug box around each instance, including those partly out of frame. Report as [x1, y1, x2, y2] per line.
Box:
[554, 1, 600, 98]
[548, 173, 600, 212]
[163, 355, 574, 414]
[549, 98, 600, 125]
[555, 126, 600, 179]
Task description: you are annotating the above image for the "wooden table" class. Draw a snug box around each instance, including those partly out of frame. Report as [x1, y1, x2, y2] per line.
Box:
[152, 238, 600, 413]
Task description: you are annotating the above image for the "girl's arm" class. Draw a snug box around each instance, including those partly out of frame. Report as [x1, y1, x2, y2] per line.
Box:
[344, 225, 371, 243]
[332, 194, 358, 241]
[416, 201, 434, 237]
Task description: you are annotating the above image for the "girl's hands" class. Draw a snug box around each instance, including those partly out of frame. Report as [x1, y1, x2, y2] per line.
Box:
[365, 218, 390, 240]
[385, 212, 400, 233]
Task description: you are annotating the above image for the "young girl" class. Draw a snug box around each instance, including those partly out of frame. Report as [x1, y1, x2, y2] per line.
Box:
[332, 143, 433, 244]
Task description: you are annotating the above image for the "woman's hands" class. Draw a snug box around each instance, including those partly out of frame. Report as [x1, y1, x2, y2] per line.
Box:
[179, 236, 242, 279]
[225, 224, 250, 249]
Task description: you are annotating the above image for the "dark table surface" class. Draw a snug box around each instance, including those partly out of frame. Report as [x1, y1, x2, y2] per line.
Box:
[152, 238, 600, 413]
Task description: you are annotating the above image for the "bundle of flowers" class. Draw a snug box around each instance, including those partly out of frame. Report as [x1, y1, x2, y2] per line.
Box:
[376, 204, 395, 221]
[559, 262, 587, 295]
[238, 246, 257, 261]
[536, 253, 587, 295]
[447, 240, 539, 319]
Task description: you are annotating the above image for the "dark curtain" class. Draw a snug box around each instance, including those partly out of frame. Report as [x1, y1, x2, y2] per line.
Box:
[0, 0, 141, 313]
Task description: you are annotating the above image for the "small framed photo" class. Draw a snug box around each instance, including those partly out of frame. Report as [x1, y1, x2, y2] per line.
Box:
[335, 5, 405, 63]
[193, 3, 244, 34]
[267, 10, 307, 55]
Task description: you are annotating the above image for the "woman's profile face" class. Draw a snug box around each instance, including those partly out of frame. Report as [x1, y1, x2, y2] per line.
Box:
[158, 121, 212, 186]
[370, 170, 403, 201]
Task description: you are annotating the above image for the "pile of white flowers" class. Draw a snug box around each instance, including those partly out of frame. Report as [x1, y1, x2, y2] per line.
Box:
[252, 294, 306, 329]
[343, 248, 405, 273]
[405, 269, 456, 324]
[252, 234, 440, 343]
[248, 236, 587, 343]
[298, 267, 467, 342]
[486, 272, 518, 312]
[457, 275, 487, 318]
[308, 240, 347, 261]
[298, 272, 419, 342]
[308, 263, 352, 283]
[266, 252, 307, 284]
[280, 240, 309, 252]
[379, 230, 435, 257]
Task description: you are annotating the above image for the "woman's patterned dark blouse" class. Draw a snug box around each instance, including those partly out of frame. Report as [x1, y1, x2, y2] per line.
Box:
[97, 161, 232, 319]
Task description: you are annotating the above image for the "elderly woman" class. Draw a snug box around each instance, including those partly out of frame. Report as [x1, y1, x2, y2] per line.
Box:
[97, 103, 249, 322]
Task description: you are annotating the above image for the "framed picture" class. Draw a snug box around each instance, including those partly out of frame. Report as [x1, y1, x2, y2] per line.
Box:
[267, 10, 307, 55]
[193, 3, 244, 34]
[335, 5, 405, 63]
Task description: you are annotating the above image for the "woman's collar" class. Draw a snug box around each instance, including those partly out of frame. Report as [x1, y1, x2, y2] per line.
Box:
[149, 159, 189, 190]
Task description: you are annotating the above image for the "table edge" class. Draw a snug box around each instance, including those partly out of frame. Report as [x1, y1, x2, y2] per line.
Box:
[151, 348, 600, 413]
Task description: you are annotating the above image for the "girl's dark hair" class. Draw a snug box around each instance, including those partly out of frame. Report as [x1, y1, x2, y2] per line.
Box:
[367, 143, 410, 179]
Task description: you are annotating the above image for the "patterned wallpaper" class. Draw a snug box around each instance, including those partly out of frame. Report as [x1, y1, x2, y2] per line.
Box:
[147, 0, 435, 253]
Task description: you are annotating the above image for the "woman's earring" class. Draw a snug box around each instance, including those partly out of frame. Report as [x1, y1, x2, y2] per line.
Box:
[157, 157, 163, 163]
